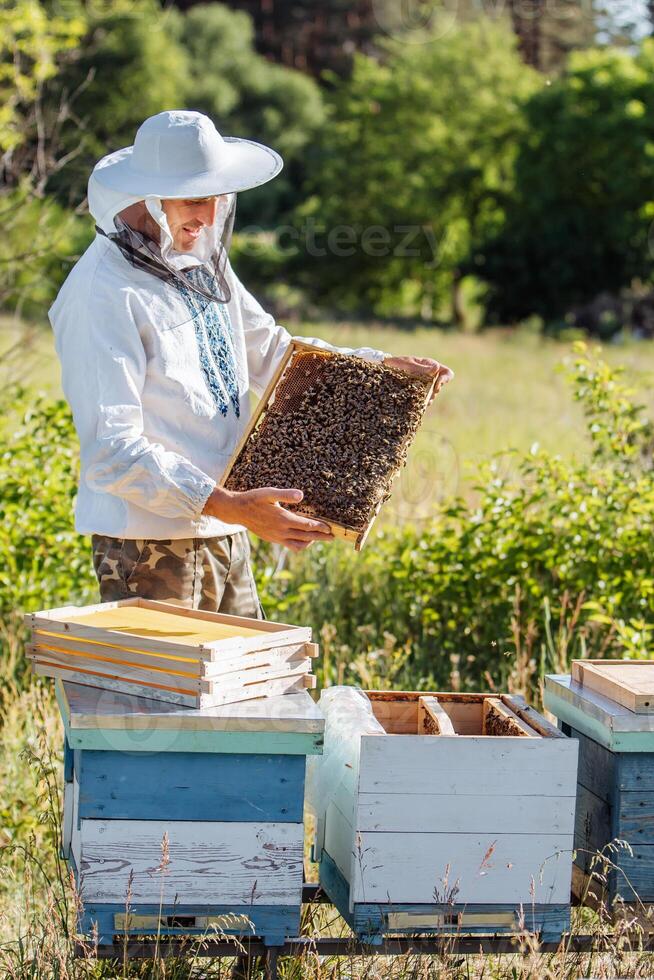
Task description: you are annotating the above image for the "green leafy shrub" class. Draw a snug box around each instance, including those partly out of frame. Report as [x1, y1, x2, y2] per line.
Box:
[0, 388, 96, 686]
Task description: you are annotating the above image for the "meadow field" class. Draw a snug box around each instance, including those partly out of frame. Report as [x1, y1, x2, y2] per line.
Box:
[4, 314, 654, 489]
[2, 318, 654, 978]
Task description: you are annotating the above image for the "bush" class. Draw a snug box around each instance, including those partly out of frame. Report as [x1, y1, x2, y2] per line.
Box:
[0, 388, 97, 686]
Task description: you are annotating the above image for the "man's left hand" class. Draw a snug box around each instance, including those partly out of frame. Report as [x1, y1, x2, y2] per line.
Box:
[383, 355, 454, 402]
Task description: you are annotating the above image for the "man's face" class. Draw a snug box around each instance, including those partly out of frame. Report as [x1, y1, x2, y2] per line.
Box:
[161, 196, 222, 253]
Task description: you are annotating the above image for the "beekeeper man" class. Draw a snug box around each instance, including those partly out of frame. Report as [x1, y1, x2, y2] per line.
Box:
[50, 110, 453, 617]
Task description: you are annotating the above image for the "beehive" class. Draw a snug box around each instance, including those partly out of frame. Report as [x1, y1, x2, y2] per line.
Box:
[26, 598, 317, 707]
[545, 666, 654, 919]
[221, 340, 435, 550]
[308, 688, 577, 944]
[57, 678, 324, 948]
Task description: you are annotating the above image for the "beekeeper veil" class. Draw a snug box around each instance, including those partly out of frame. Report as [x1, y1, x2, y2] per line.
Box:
[88, 110, 283, 303]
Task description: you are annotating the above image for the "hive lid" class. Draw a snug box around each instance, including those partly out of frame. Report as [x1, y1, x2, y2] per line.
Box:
[571, 660, 654, 714]
[57, 678, 324, 734]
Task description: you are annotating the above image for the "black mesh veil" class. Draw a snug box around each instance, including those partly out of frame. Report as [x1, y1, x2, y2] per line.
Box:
[96, 193, 237, 304]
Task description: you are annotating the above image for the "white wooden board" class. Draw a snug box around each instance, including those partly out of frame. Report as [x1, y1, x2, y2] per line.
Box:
[357, 735, 578, 796]
[323, 799, 356, 889]
[62, 775, 79, 860]
[356, 793, 576, 834]
[349, 831, 574, 905]
[74, 819, 304, 905]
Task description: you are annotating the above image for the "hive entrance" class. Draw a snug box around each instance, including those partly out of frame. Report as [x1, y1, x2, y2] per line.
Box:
[367, 693, 540, 737]
[222, 341, 434, 547]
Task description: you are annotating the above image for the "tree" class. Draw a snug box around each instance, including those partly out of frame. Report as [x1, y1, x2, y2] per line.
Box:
[0, 0, 85, 165]
[476, 42, 654, 326]
[290, 20, 538, 322]
[175, 4, 326, 224]
[43, 0, 189, 206]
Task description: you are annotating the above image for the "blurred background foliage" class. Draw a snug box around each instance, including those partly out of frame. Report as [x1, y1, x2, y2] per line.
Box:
[3, 0, 654, 332]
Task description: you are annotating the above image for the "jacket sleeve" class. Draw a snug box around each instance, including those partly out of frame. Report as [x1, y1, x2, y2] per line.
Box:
[67, 291, 216, 519]
[234, 271, 389, 397]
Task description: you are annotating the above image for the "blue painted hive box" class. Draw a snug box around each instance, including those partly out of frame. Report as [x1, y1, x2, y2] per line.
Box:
[545, 666, 654, 913]
[308, 687, 577, 944]
[56, 678, 324, 947]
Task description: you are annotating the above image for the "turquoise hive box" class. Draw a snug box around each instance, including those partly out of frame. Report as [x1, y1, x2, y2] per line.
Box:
[544, 667, 654, 913]
[56, 679, 324, 947]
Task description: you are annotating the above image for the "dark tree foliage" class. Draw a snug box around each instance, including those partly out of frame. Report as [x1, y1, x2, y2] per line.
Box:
[474, 43, 654, 326]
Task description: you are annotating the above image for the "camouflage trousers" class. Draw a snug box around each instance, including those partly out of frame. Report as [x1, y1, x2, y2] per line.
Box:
[91, 531, 265, 619]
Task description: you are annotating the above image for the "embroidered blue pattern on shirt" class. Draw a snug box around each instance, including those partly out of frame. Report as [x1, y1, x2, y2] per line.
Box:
[175, 267, 240, 418]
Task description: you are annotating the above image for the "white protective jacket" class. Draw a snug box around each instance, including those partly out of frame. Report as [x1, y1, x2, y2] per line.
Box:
[49, 180, 387, 540]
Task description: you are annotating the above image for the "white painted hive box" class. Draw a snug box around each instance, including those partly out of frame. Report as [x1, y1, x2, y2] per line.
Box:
[310, 689, 579, 912]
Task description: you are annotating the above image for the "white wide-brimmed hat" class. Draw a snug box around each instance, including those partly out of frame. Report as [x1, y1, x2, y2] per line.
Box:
[90, 110, 283, 199]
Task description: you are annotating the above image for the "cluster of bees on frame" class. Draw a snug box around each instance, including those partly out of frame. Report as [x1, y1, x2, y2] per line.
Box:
[225, 352, 432, 529]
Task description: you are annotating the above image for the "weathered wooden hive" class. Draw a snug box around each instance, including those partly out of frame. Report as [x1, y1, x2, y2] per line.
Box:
[308, 688, 578, 943]
[56, 677, 324, 947]
[545, 661, 654, 921]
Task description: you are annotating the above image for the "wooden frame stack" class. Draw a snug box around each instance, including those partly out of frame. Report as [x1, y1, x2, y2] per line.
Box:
[221, 340, 436, 551]
[25, 598, 317, 708]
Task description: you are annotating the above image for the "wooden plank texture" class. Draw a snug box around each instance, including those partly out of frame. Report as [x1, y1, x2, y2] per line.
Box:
[356, 793, 575, 835]
[319, 851, 570, 943]
[573, 783, 612, 876]
[572, 660, 654, 714]
[76, 750, 305, 822]
[35, 660, 310, 708]
[418, 697, 455, 735]
[544, 677, 654, 751]
[482, 698, 537, 737]
[80, 903, 299, 946]
[546, 674, 654, 733]
[29, 645, 312, 692]
[348, 831, 573, 905]
[357, 735, 578, 796]
[75, 819, 304, 905]
[28, 597, 310, 657]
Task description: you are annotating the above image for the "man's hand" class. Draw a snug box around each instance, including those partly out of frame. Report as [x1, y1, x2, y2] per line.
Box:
[202, 486, 333, 552]
[383, 355, 454, 402]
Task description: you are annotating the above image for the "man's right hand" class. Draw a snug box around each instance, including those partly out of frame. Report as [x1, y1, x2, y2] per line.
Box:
[202, 486, 334, 552]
